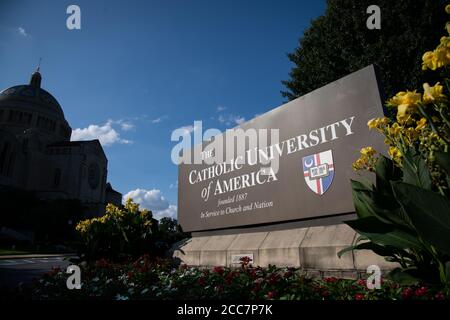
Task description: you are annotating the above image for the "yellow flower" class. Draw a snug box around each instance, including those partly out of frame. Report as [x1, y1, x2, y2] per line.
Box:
[367, 118, 378, 129]
[423, 82, 446, 104]
[387, 91, 421, 123]
[388, 90, 421, 109]
[416, 118, 427, 130]
[446, 4, 450, 14]
[360, 146, 376, 157]
[422, 51, 435, 70]
[367, 117, 388, 132]
[405, 127, 420, 143]
[388, 122, 402, 137]
[388, 90, 422, 123]
[422, 46, 450, 70]
[389, 146, 402, 160]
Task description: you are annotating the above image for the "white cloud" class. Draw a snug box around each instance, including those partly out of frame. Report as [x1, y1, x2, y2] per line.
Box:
[216, 106, 226, 112]
[107, 119, 135, 131]
[18, 27, 28, 37]
[151, 115, 168, 124]
[154, 205, 177, 220]
[120, 121, 134, 131]
[234, 116, 245, 125]
[169, 181, 178, 189]
[71, 120, 131, 146]
[123, 188, 177, 220]
[217, 114, 245, 126]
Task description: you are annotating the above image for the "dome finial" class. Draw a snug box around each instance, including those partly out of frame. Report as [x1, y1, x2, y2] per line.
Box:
[30, 58, 42, 88]
[37, 57, 41, 72]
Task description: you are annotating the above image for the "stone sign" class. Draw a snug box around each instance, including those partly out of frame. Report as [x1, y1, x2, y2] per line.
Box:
[178, 65, 386, 232]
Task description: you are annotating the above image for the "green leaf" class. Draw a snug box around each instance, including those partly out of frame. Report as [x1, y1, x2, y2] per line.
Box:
[387, 268, 420, 285]
[351, 180, 375, 219]
[435, 151, 450, 189]
[435, 152, 450, 175]
[446, 261, 450, 285]
[402, 148, 432, 190]
[352, 182, 412, 228]
[375, 155, 402, 192]
[337, 241, 398, 259]
[392, 182, 450, 255]
[345, 217, 423, 250]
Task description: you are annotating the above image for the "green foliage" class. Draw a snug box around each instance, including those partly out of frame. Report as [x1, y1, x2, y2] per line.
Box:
[341, 153, 450, 287]
[282, 0, 447, 101]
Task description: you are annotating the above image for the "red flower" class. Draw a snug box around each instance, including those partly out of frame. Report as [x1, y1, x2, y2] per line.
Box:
[435, 292, 445, 300]
[267, 291, 277, 299]
[213, 266, 224, 275]
[415, 286, 428, 297]
[197, 277, 206, 286]
[265, 272, 281, 285]
[357, 279, 366, 287]
[355, 293, 365, 300]
[225, 272, 237, 285]
[239, 256, 252, 268]
[324, 277, 338, 283]
[401, 287, 414, 300]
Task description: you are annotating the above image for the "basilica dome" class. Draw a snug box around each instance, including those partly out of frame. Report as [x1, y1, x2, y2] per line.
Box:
[0, 70, 71, 142]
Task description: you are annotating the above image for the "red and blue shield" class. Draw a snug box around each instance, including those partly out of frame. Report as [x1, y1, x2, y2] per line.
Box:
[302, 150, 335, 196]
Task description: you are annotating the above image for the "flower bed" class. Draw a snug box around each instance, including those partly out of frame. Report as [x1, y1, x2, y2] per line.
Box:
[30, 255, 448, 300]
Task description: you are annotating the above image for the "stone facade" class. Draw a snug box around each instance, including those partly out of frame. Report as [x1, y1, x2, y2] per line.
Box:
[0, 69, 122, 214]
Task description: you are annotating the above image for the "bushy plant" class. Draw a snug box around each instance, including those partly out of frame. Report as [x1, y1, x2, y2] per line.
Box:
[341, 5, 450, 290]
[76, 199, 158, 261]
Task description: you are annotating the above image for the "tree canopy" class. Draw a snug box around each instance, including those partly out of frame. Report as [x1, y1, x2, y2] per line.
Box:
[282, 0, 447, 101]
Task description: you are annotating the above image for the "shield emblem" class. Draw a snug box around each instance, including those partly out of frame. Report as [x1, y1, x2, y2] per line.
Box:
[302, 150, 335, 195]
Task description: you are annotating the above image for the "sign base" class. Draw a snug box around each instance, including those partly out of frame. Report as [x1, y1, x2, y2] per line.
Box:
[170, 223, 397, 275]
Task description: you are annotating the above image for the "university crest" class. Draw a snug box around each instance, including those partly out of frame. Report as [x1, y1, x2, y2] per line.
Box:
[302, 150, 334, 195]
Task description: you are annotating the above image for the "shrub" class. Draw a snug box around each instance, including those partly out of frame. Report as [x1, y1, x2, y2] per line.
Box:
[76, 199, 158, 261]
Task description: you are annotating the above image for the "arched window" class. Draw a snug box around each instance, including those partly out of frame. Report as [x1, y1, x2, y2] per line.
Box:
[54, 168, 61, 188]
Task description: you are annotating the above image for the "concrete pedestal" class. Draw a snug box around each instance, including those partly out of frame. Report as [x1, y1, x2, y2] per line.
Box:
[170, 223, 398, 277]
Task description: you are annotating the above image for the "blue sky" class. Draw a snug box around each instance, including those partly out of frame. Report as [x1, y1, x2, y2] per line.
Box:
[0, 0, 326, 219]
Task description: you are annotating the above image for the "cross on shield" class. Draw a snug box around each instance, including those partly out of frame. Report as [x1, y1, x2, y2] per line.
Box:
[302, 150, 335, 196]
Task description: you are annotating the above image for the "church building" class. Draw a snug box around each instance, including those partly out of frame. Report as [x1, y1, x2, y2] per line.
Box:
[0, 69, 122, 215]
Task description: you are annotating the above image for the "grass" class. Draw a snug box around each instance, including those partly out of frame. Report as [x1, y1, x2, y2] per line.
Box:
[0, 248, 31, 256]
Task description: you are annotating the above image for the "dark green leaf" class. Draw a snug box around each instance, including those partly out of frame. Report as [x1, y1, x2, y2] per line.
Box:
[435, 151, 450, 176]
[387, 268, 420, 285]
[392, 182, 450, 255]
[375, 155, 402, 191]
[402, 148, 432, 190]
[345, 217, 422, 250]
[337, 241, 399, 258]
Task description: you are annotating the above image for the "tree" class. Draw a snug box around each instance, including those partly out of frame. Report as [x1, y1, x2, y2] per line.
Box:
[282, 0, 447, 101]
